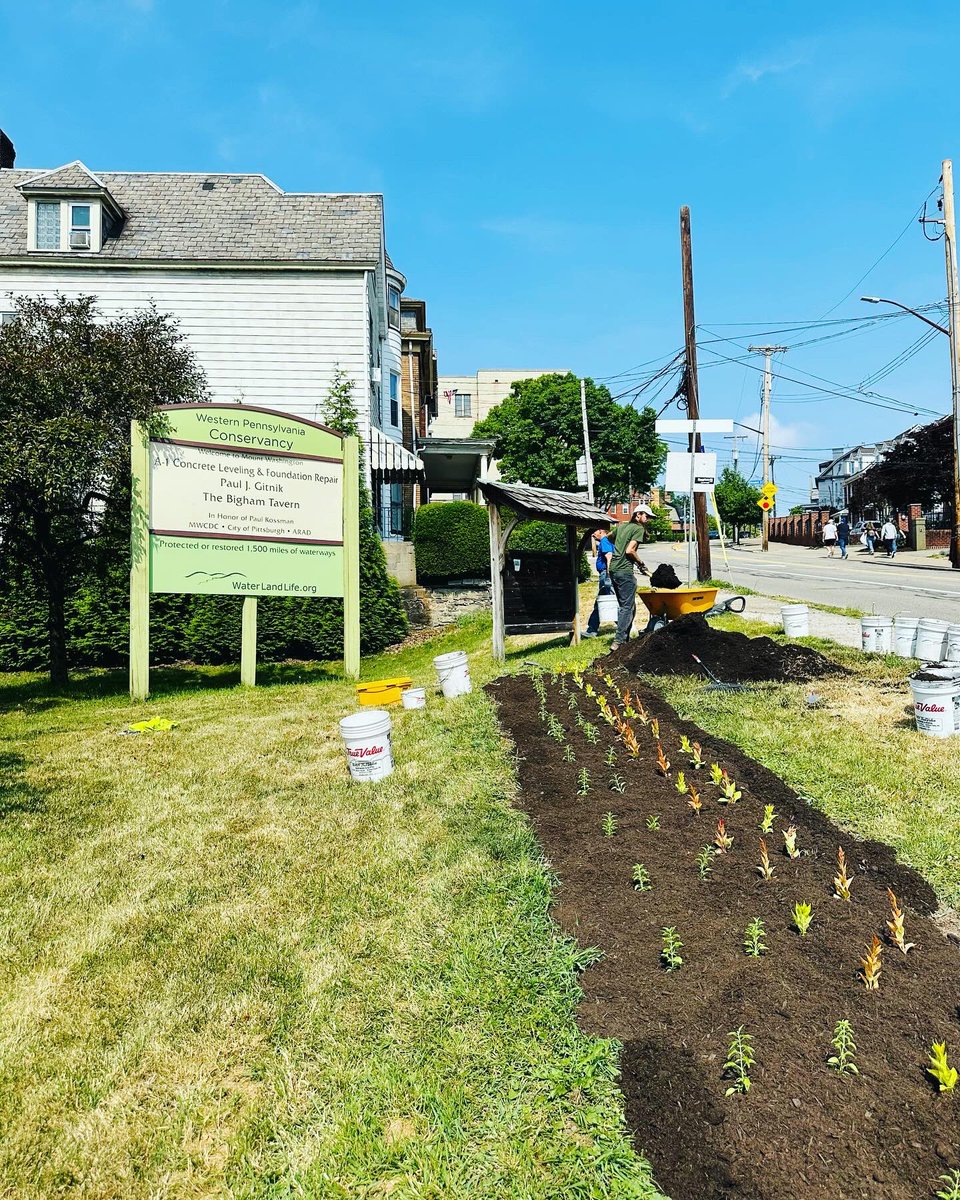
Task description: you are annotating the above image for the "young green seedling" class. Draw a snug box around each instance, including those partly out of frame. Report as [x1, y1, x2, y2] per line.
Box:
[696, 844, 716, 880]
[709, 762, 724, 786]
[792, 902, 813, 937]
[743, 917, 767, 957]
[936, 1170, 960, 1200]
[679, 734, 693, 755]
[827, 1019, 860, 1076]
[723, 1027, 755, 1096]
[604, 745, 617, 767]
[567, 693, 579, 711]
[631, 863, 651, 892]
[756, 838, 774, 880]
[547, 715, 566, 743]
[649, 718, 660, 740]
[608, 773, 626, 795]
[928, 1042, 958, 1093]
[783, 825, 800, 859]
[660, 927, 683, 971]
[562, 744, 575, 763]
[646, 814, 661, 831]
[675, 769, 688, 796]
[577, 768, 591, 797]
[583, 722, 599, 745]
[759, 804, 776, 834]
[602, 812, 617, 838]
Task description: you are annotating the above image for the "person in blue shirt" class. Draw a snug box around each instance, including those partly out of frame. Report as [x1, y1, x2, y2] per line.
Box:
[582, 526, 616, 638]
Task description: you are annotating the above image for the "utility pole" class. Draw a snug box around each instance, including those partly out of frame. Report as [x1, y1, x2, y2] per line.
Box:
[680, 205, 711, 580]
[579, 376, 595, 504]
[723, 432, 747, 473]
[942, 159, 960, 569]
[748, 345, 787, 551]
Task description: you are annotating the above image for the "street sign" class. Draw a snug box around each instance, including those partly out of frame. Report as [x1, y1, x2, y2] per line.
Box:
[760, 482, 778, 497]
[656, 418, 735, 434]
[576, 455, 589, 486]
[757, 496, 773, 511]
[665, 451, 718, 493]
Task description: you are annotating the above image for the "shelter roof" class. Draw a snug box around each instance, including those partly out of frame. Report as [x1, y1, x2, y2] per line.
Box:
[478, 480, 612, 527]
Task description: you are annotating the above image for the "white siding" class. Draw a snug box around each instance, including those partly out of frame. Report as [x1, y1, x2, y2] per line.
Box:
[0, 266, 371, 427]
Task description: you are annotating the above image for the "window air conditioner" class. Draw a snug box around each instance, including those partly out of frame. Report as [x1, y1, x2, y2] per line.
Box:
[70, 230, 91, 249]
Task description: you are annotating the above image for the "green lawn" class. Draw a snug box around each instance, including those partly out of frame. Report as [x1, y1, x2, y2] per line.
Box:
[649, 616, 960, 905]
[1, 617, 662, 1200]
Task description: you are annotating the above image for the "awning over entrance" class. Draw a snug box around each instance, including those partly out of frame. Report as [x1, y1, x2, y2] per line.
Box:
[367, 427, 424, 480]
[420, 438, 496, 494]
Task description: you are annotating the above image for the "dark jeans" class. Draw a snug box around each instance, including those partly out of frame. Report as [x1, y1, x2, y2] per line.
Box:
[610, 570, 636, 645]
[838, 536, 848, 559]
[586, 569, 614, 635]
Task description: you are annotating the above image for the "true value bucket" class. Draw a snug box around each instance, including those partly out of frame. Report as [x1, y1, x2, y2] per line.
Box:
[861, 615, 893, 654]
[893, 616, 919, 658]
[909, 671, 960, 738]
[915, 618, 950, 663]
[946, 623, 960, 663]
[434, 650, 472, 699]
[338, 709, 394, 781]
[401, 686, 427, 710]
[597, 594, 619, 626]
[780, 604, 809, 638]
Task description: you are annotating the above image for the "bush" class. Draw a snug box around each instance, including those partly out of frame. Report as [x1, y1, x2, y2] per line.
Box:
[412, 501, 490, 582]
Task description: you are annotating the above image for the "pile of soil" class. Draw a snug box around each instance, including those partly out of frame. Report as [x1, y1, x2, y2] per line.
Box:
[607, 613, 841, 683]
[487, 672, 959, 1200]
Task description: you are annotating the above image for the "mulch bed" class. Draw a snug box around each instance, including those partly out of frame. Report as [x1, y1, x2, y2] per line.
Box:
[486, 667, 960, 1200]
[606, 613, 842, 683]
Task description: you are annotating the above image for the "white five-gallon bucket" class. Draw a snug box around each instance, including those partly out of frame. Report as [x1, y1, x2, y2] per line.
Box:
[780, 604, 809, 638]
[946, 624, 960, 663]
[861, 616, 894, 653]
[916, 618, 951, 663]
[597, 594, 619, 626]
[434, 650, 472, 698]
[339, 709, 394, 781]
[401, 686, 427, 710]
[893, 616, 919, 658]
[909, 674, 960, 738]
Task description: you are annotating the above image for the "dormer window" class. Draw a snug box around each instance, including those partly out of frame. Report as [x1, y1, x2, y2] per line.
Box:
[70, 205, 91, 249]
[18, 162, 121, 256]
[35, 201, 60, 249]
[28, 198, 102, 252]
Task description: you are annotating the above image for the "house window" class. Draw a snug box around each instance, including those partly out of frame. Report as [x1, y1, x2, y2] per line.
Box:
[388, 286, 401, 330]
[389, 372, 400, 426]
[621, 503, 629, 515]
[36, 201, 61, 249]
[0, 312, 16, 326]
[70, 204, 91, 249]
[454, 393, 472, 418]
[389, 483, 404, 535]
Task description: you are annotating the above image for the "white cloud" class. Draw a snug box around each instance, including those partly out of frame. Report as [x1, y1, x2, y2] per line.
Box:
[722, 52, 807, 97]
[741, 409, 813, 451]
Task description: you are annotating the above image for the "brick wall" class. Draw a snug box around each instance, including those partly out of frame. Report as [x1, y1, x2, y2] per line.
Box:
[768, 510, 832, 546]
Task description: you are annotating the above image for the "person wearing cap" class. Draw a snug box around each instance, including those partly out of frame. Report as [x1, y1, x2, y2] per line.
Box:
[608, 505, 652, 649]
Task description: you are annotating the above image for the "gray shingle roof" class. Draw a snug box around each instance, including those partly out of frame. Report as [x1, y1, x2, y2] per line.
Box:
[0, 165, 383, 264]
[478, 481, 613, 527]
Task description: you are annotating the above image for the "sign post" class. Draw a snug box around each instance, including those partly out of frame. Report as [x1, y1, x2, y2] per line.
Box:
[130, 403, 359, 700]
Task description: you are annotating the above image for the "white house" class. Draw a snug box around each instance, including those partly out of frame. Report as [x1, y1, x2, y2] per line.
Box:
[0, 135, 420, 536]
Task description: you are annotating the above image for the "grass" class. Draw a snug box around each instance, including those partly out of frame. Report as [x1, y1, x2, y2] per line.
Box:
[648, 614, 960, 904]
[1, 616, 663, 1200]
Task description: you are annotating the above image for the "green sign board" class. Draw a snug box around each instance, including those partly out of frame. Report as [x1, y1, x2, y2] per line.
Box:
[130, 404, 360, 698]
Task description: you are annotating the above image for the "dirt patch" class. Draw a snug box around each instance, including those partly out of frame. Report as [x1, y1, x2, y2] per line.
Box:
[606, 613, 841, 683]
[488, 670, 959, 1200]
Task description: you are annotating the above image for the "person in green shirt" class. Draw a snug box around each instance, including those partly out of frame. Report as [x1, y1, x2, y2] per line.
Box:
[608, 504, 652, 649]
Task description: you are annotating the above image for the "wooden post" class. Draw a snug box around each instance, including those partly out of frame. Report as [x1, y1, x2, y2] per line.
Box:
[679, 205, 712, 582]
[342, 435, 361, 680]
[240, 597, 257, 686]
[489, 501, 506, 662]
[568, 524, 581, 644]
[129, 420, 151, 702]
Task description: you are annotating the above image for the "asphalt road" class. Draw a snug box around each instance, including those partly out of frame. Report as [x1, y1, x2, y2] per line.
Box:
[702, 540, 960, 622]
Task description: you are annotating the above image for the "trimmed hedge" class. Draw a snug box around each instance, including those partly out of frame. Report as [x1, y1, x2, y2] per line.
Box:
[412, 501, 490, 582]
[0, 488, 407, 671]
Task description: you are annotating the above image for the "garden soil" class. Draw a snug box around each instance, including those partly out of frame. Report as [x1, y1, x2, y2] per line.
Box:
[606, 613, 841, 683]
[487, 671, 960, 1200]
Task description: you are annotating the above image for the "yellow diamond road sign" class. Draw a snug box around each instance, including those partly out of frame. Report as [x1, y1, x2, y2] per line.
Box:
[760, 482, 778, 496]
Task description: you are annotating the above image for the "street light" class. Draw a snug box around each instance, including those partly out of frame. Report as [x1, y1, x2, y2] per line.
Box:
[860, 294, 960, 567]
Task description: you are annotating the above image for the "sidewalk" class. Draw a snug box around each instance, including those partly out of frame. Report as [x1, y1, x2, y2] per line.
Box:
[716, 589, 863, 649]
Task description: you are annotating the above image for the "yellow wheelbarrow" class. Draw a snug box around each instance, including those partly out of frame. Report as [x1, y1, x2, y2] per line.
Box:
[637, 587, 746, 631]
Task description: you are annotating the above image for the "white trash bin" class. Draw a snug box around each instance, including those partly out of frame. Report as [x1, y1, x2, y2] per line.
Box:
[339, 709, 394, 781]
[780, 604, 809, 638]
[434, 650, 472, 698]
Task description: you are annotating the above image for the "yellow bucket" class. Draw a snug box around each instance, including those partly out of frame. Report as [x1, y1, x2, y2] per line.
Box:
[356, 677, 412, 706]
[637, 587, 718, 620]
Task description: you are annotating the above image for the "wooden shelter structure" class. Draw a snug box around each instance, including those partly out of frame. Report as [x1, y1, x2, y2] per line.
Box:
[477, 481, 613, 662]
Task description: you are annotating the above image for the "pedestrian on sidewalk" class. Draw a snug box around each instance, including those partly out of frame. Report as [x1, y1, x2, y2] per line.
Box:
[864, 521, 877, 555]
[880, 517, 898, 558]
[609, 504, 652, 651]
[837, 514, 851, 560]
[582, 527, 615, 639]
[822, 517, 838, 557]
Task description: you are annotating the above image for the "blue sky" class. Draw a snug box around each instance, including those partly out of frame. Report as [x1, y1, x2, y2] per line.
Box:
[2, 0, 959, 506]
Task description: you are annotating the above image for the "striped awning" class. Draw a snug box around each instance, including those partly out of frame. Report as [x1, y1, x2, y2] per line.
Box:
[367, 427, 424, 477]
